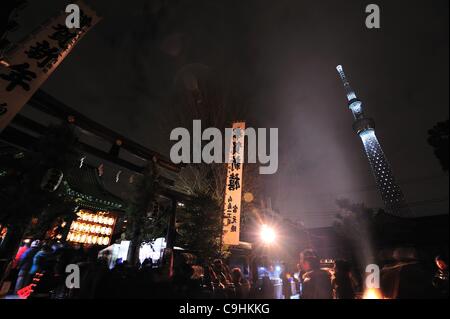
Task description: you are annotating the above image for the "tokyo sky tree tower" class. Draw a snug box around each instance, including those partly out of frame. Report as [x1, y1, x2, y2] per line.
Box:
[336, 65, 410, 216]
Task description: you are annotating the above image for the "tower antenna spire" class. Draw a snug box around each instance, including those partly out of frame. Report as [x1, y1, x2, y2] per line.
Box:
[336, 65, 357, 102]
[336, 65, 363, 119]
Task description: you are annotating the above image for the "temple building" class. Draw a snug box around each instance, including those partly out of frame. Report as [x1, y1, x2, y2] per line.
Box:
[0, 89, 191, 262]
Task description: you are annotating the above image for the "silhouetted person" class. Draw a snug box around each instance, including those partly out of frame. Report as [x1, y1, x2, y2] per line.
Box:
[381, 247, 436, 299]
[171, 253, 204, 299]
[260, 275, 274, 299]
[76, 248, 110, 299]
[140, 258, 153, 269]
[28, 244, 55, 297]
[433, 254, 448, 298]
[332, 260, 355, 299]
[299, 249, 332, 299]
[231, 267, 250, 299]
[12, 242, 29, 269]
[14, 240, 40, 293]
[210, 259, 231, 298]
[29, 244, 53, 276]
[280, 263, 292, 299]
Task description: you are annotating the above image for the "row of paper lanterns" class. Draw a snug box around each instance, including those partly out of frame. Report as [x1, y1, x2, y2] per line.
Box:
[70, 221, 113, 235]
[67, 232, 110, 245]
[76, 211, 115, 225]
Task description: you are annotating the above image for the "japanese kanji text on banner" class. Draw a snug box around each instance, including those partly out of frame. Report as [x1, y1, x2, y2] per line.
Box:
[222, 122, 245, 246]
[0, 1, 100, 132]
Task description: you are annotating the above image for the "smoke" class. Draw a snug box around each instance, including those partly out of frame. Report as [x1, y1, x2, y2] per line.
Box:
[333, 198, 376, 267]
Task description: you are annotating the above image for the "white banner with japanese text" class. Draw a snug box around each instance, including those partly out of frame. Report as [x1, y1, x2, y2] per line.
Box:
[0, 1, 100, 132]
[222, 122, 245, 246]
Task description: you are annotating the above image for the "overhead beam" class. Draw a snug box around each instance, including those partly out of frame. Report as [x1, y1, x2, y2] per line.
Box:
[28, 89, 180, 172]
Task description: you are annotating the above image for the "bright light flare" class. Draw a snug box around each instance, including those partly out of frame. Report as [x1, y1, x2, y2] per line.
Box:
[363, 288, 384, 299]
[259, 224, 277, 245]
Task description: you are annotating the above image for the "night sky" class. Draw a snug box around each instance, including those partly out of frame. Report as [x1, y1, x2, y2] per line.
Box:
[9, 0, 449, 227]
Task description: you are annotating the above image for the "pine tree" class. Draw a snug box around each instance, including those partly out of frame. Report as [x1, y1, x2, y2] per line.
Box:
[177, 192, 222, 260]
[126, 159, 164, 264]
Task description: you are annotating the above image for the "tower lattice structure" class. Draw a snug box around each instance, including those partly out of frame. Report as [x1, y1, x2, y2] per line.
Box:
[336, 65, 410, 216]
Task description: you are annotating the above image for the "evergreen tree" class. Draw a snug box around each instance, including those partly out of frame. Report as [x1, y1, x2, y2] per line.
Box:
[177, 192, 222, 260]
[125, 159, 164, 264]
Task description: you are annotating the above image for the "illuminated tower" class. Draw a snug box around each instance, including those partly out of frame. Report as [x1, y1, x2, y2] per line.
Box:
[336, 65, 410, 216]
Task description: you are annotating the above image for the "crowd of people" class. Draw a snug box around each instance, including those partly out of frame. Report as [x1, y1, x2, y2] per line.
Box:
[2, 240, 255, 299]
[1, 240, 448, 299]
[294, 248, 448, 299]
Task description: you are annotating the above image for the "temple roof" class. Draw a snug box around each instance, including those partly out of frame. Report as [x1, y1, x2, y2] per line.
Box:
[62, 164, 125, 212]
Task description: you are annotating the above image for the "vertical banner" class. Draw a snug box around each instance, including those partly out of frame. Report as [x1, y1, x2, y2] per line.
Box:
[0, 1, 100, 132]
[222, 122, 245, 246]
